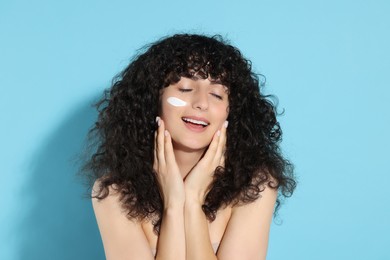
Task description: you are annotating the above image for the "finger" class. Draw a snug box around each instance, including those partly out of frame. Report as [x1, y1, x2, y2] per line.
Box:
[202, 129, 221, 164]
[156, 117, 166, 168]
[153, 130, 158, 171]
[214, 121, 228, 165]
[219, 153, 225, 167]
[163, 129, 176, 168]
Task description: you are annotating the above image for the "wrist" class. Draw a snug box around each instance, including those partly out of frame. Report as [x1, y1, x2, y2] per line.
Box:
[185, 193, 204, 207]
[163, 204, 184, 216]
[184, 199, 205, 218]
[163, 198, 185, 211]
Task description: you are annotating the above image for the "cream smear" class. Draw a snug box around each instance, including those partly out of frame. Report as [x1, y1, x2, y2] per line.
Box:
[167, 97, 187, 107]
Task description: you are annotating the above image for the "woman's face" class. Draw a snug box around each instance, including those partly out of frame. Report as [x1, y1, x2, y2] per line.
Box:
[160, 77, 229, 152]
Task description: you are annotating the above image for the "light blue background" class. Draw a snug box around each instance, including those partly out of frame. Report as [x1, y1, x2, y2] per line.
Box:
[1, 1, 389, 259]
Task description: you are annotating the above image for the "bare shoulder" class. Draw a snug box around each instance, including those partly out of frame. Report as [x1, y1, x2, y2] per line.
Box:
[91, 179, 120, 207]
[217, 183, 278, 260]
[92, 179, 154, 260]
[232, 181, 278, 213]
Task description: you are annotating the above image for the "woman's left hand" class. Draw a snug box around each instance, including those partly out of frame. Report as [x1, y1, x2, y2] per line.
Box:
[184, 121, 228, 204]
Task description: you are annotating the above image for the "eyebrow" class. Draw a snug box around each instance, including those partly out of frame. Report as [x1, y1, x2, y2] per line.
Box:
[209, 79, 228, 91]
[209, 79, 223, 85]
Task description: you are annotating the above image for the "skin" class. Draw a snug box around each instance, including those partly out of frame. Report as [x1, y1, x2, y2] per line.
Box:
[92, 77, 277, 260]
[159, 77, 229, 177]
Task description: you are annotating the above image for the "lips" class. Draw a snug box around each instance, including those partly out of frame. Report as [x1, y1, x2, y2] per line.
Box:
[182, 117, 209, 126]
[182, 116, 209, 132]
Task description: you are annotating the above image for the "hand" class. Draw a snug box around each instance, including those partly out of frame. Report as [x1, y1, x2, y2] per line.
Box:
[184, 121, 228, 204]
[154, 117, 185, 209]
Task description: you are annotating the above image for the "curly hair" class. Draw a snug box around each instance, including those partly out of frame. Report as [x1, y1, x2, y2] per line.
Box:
[84, 34, 296, 233]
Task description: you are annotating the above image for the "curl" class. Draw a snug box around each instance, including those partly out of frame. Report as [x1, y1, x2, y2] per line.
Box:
[83, 34, 296, 233]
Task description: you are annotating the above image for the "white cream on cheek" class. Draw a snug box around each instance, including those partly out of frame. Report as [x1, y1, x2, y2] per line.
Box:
[167, 97, 187, 107]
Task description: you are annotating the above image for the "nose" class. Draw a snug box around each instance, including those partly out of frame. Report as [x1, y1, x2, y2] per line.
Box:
[192, 90, 209, 111]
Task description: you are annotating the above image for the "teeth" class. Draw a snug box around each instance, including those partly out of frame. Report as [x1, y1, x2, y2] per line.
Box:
[182, 117, 209, 126]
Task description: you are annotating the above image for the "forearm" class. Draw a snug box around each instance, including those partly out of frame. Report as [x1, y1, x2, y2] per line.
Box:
[184, 199, 218, 260]
[156, 206, 186, 260]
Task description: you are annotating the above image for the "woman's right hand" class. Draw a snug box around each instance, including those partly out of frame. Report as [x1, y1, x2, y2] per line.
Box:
[154, 117, 185, 209]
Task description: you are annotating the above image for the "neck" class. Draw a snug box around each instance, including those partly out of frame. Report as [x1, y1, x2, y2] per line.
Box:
[172, 147, 205, 179]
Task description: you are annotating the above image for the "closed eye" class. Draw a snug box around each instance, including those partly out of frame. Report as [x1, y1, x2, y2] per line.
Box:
[211, 93, 223, 100]
[179, 88, 192, 93]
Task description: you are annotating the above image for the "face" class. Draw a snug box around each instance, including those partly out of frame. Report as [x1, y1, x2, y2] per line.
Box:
[160, 77, 229, 152]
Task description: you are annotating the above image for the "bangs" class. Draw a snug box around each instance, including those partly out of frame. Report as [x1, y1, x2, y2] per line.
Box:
[161, 37, 233, 88]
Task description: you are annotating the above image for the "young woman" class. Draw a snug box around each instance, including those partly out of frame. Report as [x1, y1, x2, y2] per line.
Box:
[85, 34, 296, 260]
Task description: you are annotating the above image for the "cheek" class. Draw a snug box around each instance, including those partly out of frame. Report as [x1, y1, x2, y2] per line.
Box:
[161, 100, 182, 121]
[161, 96, 188, 116]
[215, 104, 229, 119]
[167, 97, 187, 107]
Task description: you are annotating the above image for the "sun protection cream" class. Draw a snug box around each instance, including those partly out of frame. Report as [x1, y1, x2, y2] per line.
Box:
[167, 97, 187, 107]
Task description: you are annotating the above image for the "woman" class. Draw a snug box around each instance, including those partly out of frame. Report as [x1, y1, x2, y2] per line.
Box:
[85, 34, 296, 259]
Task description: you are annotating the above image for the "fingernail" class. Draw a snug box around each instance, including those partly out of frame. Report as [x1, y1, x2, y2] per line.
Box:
[224, 121, 229, 128]
[217, 130, 221, 136]
[164, 130, 169, 136]
[156, 116, 161, 126]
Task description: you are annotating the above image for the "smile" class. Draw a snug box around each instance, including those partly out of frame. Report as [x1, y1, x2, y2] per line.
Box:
[182, 117, 209, 127]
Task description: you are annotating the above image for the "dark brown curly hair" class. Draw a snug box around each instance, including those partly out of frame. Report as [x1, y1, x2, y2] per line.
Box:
[84, 33, 296, 233]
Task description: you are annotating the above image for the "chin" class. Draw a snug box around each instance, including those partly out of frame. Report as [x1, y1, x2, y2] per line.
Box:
[172, 139, 210, 153]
